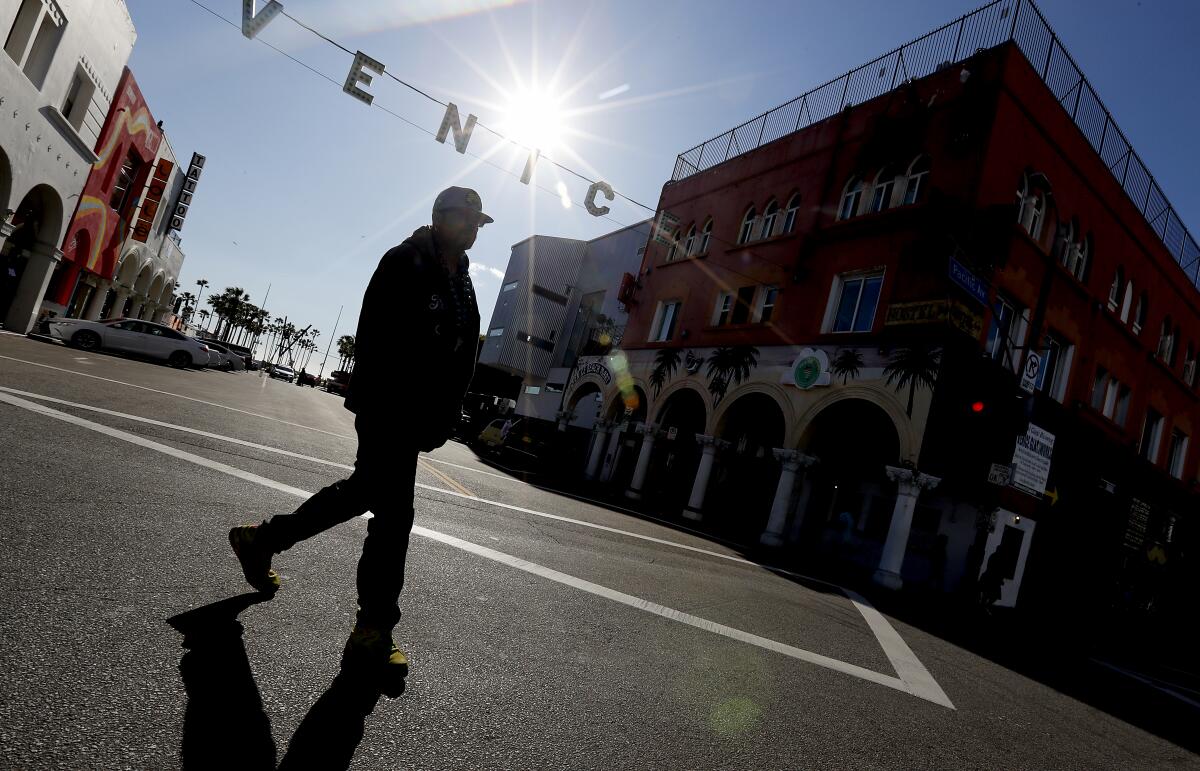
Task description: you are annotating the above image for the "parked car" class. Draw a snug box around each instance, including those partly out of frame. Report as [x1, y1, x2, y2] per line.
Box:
[47, 317, 212, 368]
[269, 363, 296, 383]
[477, 417, 522, 449]
[297, 370, 319, 387]
[325, 370, 351, 396]
[204, 342, 245, 371]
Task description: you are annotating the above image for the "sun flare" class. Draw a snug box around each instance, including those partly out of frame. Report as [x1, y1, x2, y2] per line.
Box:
[500, 86, 568, 154]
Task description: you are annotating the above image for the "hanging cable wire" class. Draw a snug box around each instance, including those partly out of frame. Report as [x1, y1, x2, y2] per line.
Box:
[181, 0, 803, 289]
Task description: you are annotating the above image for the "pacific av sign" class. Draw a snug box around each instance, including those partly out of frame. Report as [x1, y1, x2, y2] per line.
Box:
[240, 1, 618, 217]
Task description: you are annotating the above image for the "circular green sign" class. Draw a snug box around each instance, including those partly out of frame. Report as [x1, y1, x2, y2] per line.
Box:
[794, 356, 822, 389]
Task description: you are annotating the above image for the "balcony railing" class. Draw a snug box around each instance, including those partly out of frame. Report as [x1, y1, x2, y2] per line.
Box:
[670, 0, 1200, 288]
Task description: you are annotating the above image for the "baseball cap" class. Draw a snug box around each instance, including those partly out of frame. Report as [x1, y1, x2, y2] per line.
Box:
[433, 186, 494, 225]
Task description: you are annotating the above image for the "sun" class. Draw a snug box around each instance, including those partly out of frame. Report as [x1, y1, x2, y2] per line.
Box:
[500, 86, 567, 154]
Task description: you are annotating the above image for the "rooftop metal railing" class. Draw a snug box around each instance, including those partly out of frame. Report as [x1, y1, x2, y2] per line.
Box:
[670, 0, 1200, 287]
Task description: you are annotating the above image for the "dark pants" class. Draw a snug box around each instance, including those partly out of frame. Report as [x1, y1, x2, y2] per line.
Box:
[259, 414, 418, 633]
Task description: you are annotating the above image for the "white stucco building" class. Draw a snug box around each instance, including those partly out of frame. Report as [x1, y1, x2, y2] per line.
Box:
[0, 0, 136, 333]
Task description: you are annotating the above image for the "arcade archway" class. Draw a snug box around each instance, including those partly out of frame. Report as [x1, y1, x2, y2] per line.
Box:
[710, 392, 787, 542]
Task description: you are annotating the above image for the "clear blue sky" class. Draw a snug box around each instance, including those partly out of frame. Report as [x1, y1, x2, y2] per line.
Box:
[125, 0, 1199, 371]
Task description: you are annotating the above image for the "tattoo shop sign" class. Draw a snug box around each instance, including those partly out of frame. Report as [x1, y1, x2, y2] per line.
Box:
[240, 1, 618, 217]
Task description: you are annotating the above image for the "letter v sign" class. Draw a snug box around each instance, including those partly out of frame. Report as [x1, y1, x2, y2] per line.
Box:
[242, 0, 284, 39]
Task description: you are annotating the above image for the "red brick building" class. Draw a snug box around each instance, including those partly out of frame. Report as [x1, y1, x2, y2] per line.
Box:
[561, 0, 1197, 641]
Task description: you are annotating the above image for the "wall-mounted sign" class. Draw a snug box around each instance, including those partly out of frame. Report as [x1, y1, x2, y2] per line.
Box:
[782, 348, 831, 390]
[1018, 351, 1042, 395]
[1010, 424, 1054, 497]
[577, 360, 612, 385]
[884, 299, 983, 339]
[131, 159, 174, 242]
[169, 152, 205, 232]
[949, 256, 989, 306]
[1123, 498, 1151, 550]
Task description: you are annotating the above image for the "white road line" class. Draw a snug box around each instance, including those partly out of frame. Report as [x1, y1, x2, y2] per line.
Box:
[0, 353, 354, 440]
[0, 388, 954, 709]
[1090, 659, 1200, 710]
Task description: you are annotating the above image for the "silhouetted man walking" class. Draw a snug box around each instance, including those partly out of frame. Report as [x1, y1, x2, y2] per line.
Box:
[229, 187, 488, 681]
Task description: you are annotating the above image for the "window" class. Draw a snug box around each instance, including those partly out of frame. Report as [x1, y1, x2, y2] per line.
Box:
[738, 208, 756, 244]
[1016, 174, 1046, 241]
[869, 167, 897, 213]
[830, 273, 883, 333]
[713, 292, 733, 326]
[683, 225, 696, 257]
[731, 285, 756, 325]
[665, 229, 681, 262]
[1133, 291, 1148, 334]
[1062, 231, 1088, 281]
[524, 385, 542, 395]
[1184, 345, 1196, 387]
[760, 200, 779, 239]
[109, 149, 144, 214]
[545, 382, 564, 394]
[487, 327, 504, 337]
[518, 331, 554, 352]
[698, 219, 712, 254]
[1167, 430, 1189, 479]
[1158, 317, 1176, 363]
[4, 0, 42, 64]
[649, 300, 681, 342]
[1119, 281, 1134, 324]
[1036, 334, 1073, 402]
[783, 195, 800, 233]
[19, 2, 64, 90]
[501, 281, 518, 292]
[1114, 384, 1132, 427]
[1139, 408, 1164, 464]
[1090, 367, 1108, 411]
[985, 296, 1026, 367]
[60, 67, 95, 131]
[902, 157, 930, 205]
[1108, 266, 1124, 311]
[758, 286, 778, 323]
[838, 178, 863, 221]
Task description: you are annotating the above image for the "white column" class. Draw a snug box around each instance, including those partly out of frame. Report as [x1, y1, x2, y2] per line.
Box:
[151, 305, 167, 323]
[110, 288, 132, 318]
[130, 299, 146, 319]
[584, 422, 610, 480]
[760, 450, 818, 547]
[683, 435, 727, 521]
[3, 244, 63, 334]
[83, 280, 111, 320]
[555, 409, 575, 432]
[873, 466, 941, 590]
[599, 421, 625, 481]
[625, 422, 660, 500]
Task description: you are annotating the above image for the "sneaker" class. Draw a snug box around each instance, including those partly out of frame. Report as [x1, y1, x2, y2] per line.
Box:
[342, 625, 409, 678]
[228, 524, 281, 593]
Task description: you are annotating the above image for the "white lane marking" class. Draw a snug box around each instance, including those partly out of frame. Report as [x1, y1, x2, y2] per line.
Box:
[0, 353, 354, 440]
[0, 389, 953, 709]
[1090, 659, 1200, 710]
[421, 456, 514, 481]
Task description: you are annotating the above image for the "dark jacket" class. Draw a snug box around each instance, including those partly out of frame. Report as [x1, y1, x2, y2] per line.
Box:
[345, 226, 480, 450]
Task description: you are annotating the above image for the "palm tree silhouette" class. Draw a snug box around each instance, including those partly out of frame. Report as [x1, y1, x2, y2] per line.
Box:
[883, 345, 942, 417]
[649, 347, 682, 398]
[831, 349, 864, 385]
[705, 345, 759, 407]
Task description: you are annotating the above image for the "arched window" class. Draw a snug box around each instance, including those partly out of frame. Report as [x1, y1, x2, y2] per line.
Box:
[683, 225, 696, 257]
[666, 229, 681, 262]
[1133, 291, 1148, 334]
[902, 156, 930, 205]
[1170, 325, 1182, 368]
[838, 177, 863, 221]
[1069, 234, 1090, 281]
[1158, 316, 1175, 362]
[1108, 266, 1125, 310]
[1056, 218, 1075, 268]
[1184, 344, 1197, 387]
[698, 218, 712, 254]
[760, 199, 779, 239]
[738, 207, 756, 244]
[870, 166, 898, 213]
[1120, 279, 1134, 323]
[783, 194, 800, 233]
[1016, 173, 1047, 241]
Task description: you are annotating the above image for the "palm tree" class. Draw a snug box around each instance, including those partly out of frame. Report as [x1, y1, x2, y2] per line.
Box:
[831, 349, 864, 385]
[195, 279, 209, 318]
[649, 347, 682, 398]
[336, 335, 356, 372]
[178, 292, 196, 324]
[883, 345, 943, 417]
[705, 345, 759, 407]
[198, 309, 211, 331]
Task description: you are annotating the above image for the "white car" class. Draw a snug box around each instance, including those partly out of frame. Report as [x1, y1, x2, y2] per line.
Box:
[269, 363, 296, 383]
[205, 342, 245, 371]
[47, 317, 213, 369]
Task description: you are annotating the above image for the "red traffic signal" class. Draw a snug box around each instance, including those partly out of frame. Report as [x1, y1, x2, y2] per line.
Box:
[971, 401, 986, 413]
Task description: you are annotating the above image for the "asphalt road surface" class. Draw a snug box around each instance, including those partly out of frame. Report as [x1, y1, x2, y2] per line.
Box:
[1, 331, 1197, 770]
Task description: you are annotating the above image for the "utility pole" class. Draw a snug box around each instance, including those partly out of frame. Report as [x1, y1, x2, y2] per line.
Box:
[252, 282, 271, 362]
[318, 304, 342, 382]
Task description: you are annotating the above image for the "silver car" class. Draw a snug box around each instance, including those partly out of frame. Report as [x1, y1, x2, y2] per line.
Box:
[47, 317, 213, 369]
[204, 341, 245, 371]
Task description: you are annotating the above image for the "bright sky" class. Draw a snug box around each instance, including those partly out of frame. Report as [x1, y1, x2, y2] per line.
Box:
[125, 0, 1200, 371]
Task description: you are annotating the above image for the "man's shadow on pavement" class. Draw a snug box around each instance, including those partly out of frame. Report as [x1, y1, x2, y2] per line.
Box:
[168, 593, 399, 771]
